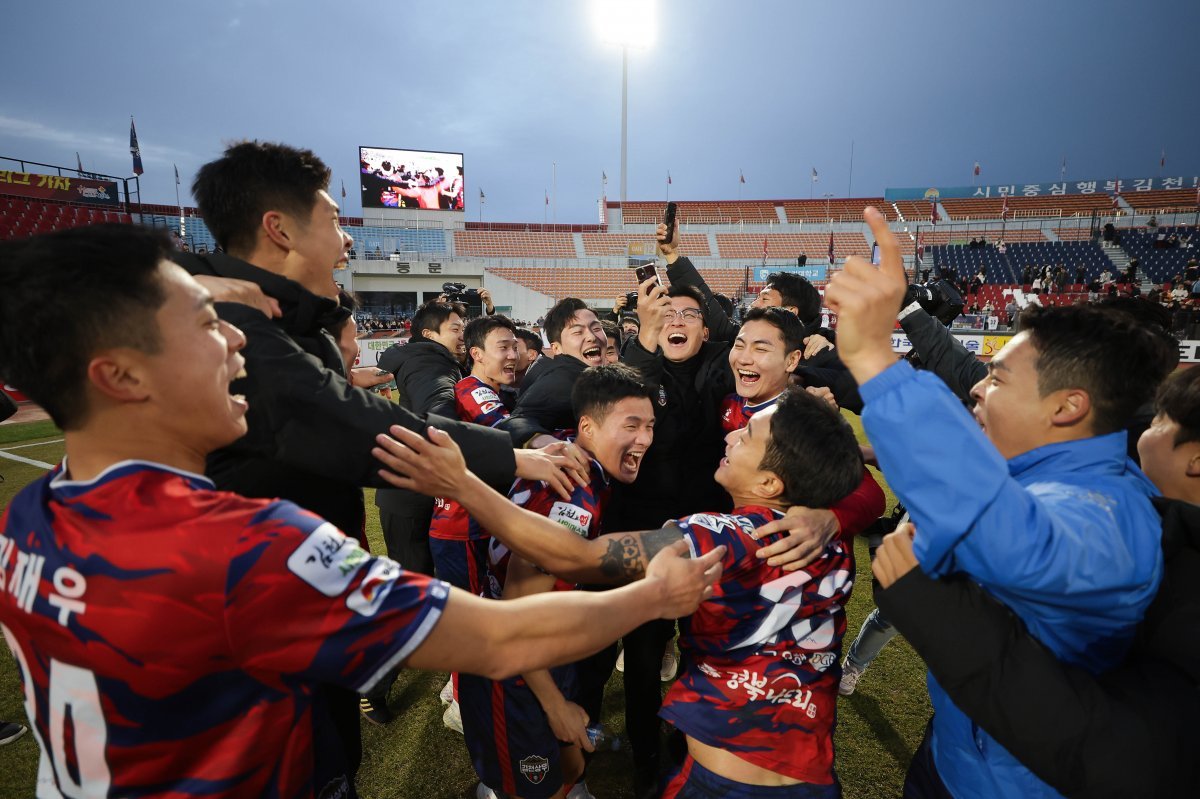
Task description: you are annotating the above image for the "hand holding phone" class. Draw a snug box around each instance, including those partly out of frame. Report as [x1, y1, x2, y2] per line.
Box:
[633, 262, 662, 287]
[662, 202, 677, 245]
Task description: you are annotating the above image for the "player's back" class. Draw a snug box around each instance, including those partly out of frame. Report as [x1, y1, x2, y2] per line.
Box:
[0, 460, 445, 797]
[661, 505, 854, 786]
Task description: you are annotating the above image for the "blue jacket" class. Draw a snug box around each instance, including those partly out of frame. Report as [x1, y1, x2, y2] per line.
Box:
[861, 361, 1163, 799]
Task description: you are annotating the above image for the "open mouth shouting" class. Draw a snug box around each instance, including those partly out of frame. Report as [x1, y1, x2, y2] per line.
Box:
[229, 365, 249, 415]
[735, 368, 761, 391]
[619, 448, 646, 479]
[581, 344, 604, 365]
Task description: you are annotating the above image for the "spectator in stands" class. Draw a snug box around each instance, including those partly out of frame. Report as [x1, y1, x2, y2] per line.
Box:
[996, 239, 1007, 256]
[1148, 215, 1159, 229]
[1099, 267, 1113, 286]
[1004, 297, 1018, 327]
[1030, 275, 1043, 294]
[826, 207, 1175, 799]
[1192, 276, 1200, 299]
[1021, 265, 1033, 285]
[1075, 264, 1086, 285]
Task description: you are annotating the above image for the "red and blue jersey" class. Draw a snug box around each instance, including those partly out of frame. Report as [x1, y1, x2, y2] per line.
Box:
[0, 460, 448, 799]
[431, 376, 515, 542]
[659, 506, 854, 785]
[719, 392, 784, 434]
[486, 455, 610, 598]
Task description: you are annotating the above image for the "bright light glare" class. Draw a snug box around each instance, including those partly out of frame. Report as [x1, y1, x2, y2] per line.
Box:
[591, 0, 656, 48]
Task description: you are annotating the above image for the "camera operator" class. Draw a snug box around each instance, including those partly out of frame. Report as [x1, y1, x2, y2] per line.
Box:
[374, 299, 467, 581]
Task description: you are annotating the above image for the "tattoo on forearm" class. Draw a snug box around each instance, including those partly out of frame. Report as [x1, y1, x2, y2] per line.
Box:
[597, 526, 685, 582]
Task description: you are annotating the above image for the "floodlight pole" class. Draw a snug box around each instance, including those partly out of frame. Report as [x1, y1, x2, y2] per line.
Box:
[620, 45, 628, 217]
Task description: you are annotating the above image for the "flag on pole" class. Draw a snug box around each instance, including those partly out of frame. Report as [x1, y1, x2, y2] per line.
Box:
[130, 117, 144, 175]
[602, 171, 607, 183]
[341, 180, 346, 199]
[973, 161, 981, 177]
[1160, 149, 1166, 169]
[545, 191, 549, 206]
[811, 167, 819, 183]
[930, 201, 939, 225]
[76, 152, 85, 175]
[479, 188, 486, 202]
[762, 236, 768, 259]
[739, 170, 745, 184]
[1060, 156, 1067, 180]
[1000, 195, 1009, 219]
[916, 231, 925, 261]
[827, 230, 835, 264]
[1112, 179, 1120, 208]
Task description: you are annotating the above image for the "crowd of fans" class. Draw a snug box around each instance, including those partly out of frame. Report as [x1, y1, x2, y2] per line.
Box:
[1, 139, 1197, 799]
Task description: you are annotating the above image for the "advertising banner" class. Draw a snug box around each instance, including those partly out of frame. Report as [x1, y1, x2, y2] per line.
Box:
[0, 170, 121, 206]
[885, 176, 1200, 202]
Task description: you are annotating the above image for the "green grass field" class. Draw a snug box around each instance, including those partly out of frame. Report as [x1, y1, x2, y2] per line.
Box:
[0, 414, 929, 798]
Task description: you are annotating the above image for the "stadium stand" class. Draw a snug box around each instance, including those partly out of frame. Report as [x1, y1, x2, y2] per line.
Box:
[486, 265, 751, 301]
[619, 200, 779, 225]
[581, 232, 711, 258]
[782, 198, 896, 223]
[931, 241, 1111, 285]
[892, 199, 940, 223]
[715, 232, 871, 259]
[0, 198, 132, 239]
[1116, 226, 1199, 284]
[1121, 188, 1200, 215]
[941, 193, 1118, 220]
[453, 230, 576, 258]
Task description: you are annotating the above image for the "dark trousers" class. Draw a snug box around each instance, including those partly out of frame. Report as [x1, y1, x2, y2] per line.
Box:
[379, 507, 435, 576]
[903, 719, 955, 799]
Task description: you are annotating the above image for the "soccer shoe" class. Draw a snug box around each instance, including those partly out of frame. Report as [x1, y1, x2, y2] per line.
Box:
[358, 694, 394, 725]
[660, 642, 678, 682]
[565, 781, 597, 799]
[0, 721, 28, 746]
[838, 659, 866, 696]
[615, 647, 625, 673]
[443, 699, 464, 735]
[475, 783, 500, 799]
[439, 676, 455, 705]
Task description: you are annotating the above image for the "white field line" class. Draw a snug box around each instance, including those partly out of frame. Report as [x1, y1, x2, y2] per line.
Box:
[1, 438, 64, 451]
[0, 449, 54, 469]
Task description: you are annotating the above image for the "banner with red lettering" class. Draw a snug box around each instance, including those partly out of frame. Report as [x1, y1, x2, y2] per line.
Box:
[0, 170, 121, 206]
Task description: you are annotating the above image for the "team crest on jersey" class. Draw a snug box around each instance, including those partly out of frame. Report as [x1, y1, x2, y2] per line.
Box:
[657, 387, 667, 407]
[520, 755, 550, 784]
[346, 557, 400, 617]
[549, 502, 591, 537]
[287, 524, 370, 597]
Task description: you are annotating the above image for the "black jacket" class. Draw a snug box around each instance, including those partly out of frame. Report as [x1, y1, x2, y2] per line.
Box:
[374, 338, 461, 515]
[171, 251, 514, 536]
[898, 307, 988, 404]
[377, 338, 461, 419]
[500, 354, 589, 445]
[613, 337, 733, 530]
[875, 497, 1200, 798]
[0, 391, 16, 423]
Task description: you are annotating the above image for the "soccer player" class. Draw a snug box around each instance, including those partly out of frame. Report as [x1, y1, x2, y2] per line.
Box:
[0, 225, 723, 798]
[374, 387, 866, 797]
[721, 307, 804, 433]
[460, 363, 655, 799]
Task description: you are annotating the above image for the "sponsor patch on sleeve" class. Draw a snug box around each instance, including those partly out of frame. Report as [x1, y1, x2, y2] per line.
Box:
[287, 523, 371, 597]
[548, 501, 591, 537]
[345, 557, 402, 616]
[471, 386, 498, 404]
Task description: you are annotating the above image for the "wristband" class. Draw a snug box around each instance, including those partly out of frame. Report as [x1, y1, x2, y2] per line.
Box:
[897, 301, 923, 321]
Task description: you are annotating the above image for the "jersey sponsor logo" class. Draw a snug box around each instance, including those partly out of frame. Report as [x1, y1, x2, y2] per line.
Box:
[657, 386, 668, 407]
[548, 502, 591, 537]
[479, 401, 502, 414]
[345, 557, 401, 617]
[684, 512, 753, 537]
[471, 386, 498, 404]
[287, 524, 370, 597]
[520, 754, 550, 784]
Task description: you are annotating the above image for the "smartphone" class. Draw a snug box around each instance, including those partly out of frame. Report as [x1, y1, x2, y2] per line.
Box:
[633, 262, 662, 287]
[662, 202, 677, 245]
[871, 243, 881, 266]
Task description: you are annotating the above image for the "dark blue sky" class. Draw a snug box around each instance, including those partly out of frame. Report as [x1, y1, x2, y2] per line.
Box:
[2, 0, 1197, 222]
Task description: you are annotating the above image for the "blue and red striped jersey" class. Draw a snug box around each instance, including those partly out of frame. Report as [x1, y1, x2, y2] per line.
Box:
[659, 506, 854, 785]
[719, 392, 784, 435]
[0, 460, 448, 798]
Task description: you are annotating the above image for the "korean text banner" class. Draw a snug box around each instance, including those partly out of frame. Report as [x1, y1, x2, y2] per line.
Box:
[885, 176, 1200, 202]
[0, 170, 121, 206]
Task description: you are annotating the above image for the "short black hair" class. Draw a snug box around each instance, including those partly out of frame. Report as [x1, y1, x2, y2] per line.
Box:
[600, 320, 620, 345]
[713, 292, 734, 318]
[192, 141, 332, 255]
[765, 272, 821, 323]
[739, 306, 805, 355]
[412, 299, 466, 342]
[516, 328, 543, 353]
[0, 225, 170, 429]
[1155, 367, 1200, 447]
[759, 389, 863, 508]
[1019, 305, 1176, 436]
[544, 297, 591, 345]
[464, 314, 517, 355]
[667, 283, 708, 324]
[571, 363, 655, 424]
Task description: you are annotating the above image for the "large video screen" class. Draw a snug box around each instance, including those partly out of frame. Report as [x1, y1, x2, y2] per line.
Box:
[360, 146, 464, 211]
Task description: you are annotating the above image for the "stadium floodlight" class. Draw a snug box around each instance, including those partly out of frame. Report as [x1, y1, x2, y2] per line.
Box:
[592, 0, 656, 215]
[591, 0, 656, 48]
